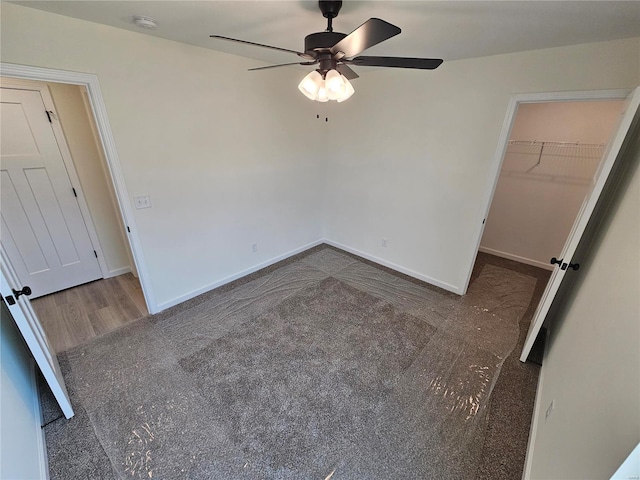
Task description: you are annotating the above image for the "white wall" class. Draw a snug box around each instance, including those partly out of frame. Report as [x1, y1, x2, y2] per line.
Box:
[1, 3, 326, 310]
[525, 123, 640, 480]
[324, 38, 639, 293]
[1, 5, 639, 476]
[1, 4, 638, 307]
[47, 82, 133, 277]
[0, 303, 47, 479]
[509, 101, 625, 143]
[480, 101, 623, 270]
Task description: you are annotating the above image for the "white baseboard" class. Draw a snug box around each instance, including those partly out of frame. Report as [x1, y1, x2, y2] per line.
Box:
[156, 238, 463, 312]
[156, 239, 325, 312]
[479, 246, 554, 271]
[324, 239, 462, 295]
[104, 266, 132, 278]
[521, 328, 550, 480]
[32, 360, 50, 480]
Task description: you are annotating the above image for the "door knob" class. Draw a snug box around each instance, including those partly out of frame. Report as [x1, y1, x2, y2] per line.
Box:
[12, 286, 32, 299]
[550, 257, 563, 266]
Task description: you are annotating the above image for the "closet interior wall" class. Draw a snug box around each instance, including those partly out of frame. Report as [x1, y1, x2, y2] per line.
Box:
[480, 100, 624, 270]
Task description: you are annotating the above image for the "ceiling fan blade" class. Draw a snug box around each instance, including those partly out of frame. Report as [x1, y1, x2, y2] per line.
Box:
[248, 61, 318, 72]
[351, 56, 444, 70]
[336, 64, 359, 80]
[330, 18, 401, 58]
[210, 35, 315, 61]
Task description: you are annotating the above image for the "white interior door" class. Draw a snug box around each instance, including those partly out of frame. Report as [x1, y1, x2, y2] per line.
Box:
[1, 246, 74, 419]
[0, 86, 102, 298]
[521, 87, 640, 362]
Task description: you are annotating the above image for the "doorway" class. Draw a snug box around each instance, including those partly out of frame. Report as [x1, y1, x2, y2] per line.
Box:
[1, 75, 147, 350]
[463, 88, 639, 363]
[0, 62, 156, 313]
[479, 100, 624, 271]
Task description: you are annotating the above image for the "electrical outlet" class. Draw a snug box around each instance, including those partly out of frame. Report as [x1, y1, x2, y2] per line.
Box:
[382, 238, 388, 248]
[133, 195, 151, 209]
[252, 243, 258, 253]
[545, 400, 555, 420]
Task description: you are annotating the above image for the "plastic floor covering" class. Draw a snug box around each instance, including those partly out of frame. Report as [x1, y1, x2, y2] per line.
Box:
[39, 246, 548, 479]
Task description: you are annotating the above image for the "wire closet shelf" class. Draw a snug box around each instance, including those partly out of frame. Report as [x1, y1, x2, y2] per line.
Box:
[504, 140, 606, 183]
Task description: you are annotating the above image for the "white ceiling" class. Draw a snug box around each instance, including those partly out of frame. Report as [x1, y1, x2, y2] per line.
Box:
[11, 1, 640, 67]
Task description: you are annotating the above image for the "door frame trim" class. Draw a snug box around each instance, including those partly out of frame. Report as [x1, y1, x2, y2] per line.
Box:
[0, 62, 157, 313]
[460, 88, 634, 296]
[1, 77, 112, 279]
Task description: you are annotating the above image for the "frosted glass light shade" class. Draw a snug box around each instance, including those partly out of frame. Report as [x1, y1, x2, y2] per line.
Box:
[337, 77, 355, 102]
[298, 70, 323, 100]
[316, 86, 329, 102]
[325, 69, 346, 100]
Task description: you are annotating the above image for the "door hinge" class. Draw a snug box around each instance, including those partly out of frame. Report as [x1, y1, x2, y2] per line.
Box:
[45, 110, 54, 123]
[126, 226, 131, 232]
[94, 250, 98, 258]
[72, 187, 77, 197]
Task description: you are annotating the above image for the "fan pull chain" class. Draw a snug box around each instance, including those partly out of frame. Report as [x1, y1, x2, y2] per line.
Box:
[316, 101, 328, 122]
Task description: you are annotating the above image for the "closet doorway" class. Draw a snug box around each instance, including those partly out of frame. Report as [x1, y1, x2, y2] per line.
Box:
[480, 100, 624, 271]
[473, 88, 640, 362]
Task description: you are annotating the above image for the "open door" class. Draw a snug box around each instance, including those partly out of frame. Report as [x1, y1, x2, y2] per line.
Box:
[0, 245, 74, 418]
[521, 87, 640, 362]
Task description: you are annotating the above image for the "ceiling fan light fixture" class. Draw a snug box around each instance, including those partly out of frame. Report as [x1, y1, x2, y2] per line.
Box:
[298, 70, 323, 100]
[212, 2, 443, 105]
[298, 69, 354, 103]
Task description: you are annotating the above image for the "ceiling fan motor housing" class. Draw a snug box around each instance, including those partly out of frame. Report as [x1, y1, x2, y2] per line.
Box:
[304, 31, 346, 54]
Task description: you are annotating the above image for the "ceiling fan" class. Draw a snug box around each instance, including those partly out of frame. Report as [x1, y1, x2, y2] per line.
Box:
[210, 0, 443, 103]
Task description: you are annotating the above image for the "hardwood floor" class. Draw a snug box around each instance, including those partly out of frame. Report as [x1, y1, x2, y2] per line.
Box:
[31, 273, 148, 353]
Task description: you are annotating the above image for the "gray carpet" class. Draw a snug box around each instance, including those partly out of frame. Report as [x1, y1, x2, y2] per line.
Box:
[39, 246, 546, 479]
